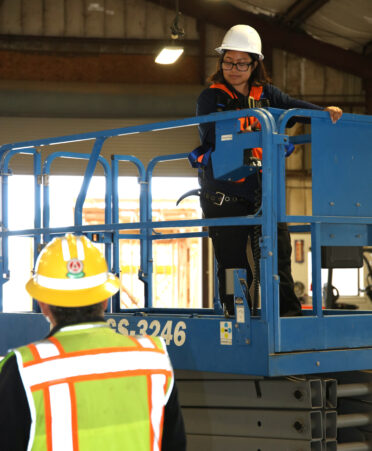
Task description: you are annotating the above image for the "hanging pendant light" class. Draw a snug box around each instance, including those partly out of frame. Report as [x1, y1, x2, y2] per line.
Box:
[155, 0, 185, 64]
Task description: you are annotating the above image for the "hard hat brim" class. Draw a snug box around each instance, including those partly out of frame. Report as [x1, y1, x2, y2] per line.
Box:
[215, 46, 264, 60]
[26, 273, 120, 307]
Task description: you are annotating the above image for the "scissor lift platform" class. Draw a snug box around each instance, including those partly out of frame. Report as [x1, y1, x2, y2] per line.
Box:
[0, 108, 371, 379]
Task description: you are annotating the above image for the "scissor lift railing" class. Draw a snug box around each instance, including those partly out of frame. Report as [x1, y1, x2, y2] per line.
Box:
[0, 108, 371, 377]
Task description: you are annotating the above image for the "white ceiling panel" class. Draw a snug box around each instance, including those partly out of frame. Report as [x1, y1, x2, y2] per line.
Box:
[226, 0, 372, 53]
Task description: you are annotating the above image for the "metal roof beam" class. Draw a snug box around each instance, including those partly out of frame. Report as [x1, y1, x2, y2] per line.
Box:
[147, 0, 372, 80]
[364, 40, 372, 56]
[281, 0, 330, 28]
[0, 34, 199, 54]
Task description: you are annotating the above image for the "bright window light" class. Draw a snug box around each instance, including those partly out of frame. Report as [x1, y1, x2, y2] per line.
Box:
[3, 176, 202, 312]
[155, 47, 184, 64]
[307, 251, 364, 297]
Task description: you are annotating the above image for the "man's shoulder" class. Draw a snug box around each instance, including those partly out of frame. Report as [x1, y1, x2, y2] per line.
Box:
[0, 352, 19, 382]
[0, 351, 16, 372]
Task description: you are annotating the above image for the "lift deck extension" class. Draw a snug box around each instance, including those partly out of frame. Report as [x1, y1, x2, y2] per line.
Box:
[0, 107, 371, 377]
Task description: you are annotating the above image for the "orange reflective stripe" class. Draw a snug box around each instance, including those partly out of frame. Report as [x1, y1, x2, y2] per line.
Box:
[31, 369, 173, 393]
[43, 386, 53, 451]
[127, 335, 164, 351]
[127, 335, 141, 346]
[148, 336, 160, 349]
[48, 336, 65, 355]
[27, 343, 42, 363]
[69, 382, 79, 451]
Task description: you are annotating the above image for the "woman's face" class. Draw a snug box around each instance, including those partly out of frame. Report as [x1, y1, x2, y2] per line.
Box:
[222, 50, 256, 94]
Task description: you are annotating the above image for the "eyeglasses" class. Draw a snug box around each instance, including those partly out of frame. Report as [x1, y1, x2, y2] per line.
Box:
[221, 60, 255, 72]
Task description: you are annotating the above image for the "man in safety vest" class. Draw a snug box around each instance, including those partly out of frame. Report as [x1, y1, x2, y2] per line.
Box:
[0, 234, 186, 451]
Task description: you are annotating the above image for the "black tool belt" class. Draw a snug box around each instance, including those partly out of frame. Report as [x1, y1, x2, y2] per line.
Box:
[203, 190, 249, 206]
[176, 188, 249, 207]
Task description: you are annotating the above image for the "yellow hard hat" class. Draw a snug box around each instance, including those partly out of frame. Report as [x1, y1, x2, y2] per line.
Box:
[26, 234, 120, 307]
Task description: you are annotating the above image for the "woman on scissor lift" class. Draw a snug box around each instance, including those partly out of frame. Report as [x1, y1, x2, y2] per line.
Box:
[195, 25, 342, 317]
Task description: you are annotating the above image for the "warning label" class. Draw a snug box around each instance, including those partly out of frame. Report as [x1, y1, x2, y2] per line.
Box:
[220, 321, 233, 345]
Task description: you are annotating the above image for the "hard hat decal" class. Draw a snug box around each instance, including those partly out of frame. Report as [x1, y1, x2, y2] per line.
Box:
[66, 258, 85, 279]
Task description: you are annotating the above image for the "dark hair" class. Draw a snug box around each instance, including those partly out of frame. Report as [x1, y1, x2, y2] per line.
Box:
[49, 302, 106, 326]
[207, 52, 271, 86]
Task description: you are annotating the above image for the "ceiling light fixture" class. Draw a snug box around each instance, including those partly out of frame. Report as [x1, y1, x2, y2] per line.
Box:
[155, 0, 185, 65]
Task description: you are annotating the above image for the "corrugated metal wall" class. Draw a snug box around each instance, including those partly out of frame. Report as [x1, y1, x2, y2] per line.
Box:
[0, 0, 198, 40]
[0, 116, 200, 176]
[0, 0, 366, 203]
[0, 0, 201, 84]
[271, 49, 364, 216]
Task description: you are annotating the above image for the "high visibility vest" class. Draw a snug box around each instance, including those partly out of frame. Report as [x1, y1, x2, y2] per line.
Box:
[14, 323, 174, 451]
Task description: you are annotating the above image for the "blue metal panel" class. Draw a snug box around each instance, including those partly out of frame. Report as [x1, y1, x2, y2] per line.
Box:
[211, 108, 280, 181]
[268, 347, 372, 377]
[212, 118, 261, 180]
[0, 313, 49, 355]
[320, 223, 369, 246]
[105, 313, 270, 376]
[2, 310, 372, 377]
[311, 223, 323, 318]
[311, 116, 372, 218]
[278, 315, 372, 351]
[105, 312, 372, 376]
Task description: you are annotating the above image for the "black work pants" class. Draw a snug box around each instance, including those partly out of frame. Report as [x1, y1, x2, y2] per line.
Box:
[200, 195, 301, 316]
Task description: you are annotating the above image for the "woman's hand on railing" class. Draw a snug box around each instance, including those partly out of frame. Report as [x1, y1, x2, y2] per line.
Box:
[324, 106, 343, 124]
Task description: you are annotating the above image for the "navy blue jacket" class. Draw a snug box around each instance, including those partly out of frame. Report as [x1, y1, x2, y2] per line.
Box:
[196, 82, 322, 197]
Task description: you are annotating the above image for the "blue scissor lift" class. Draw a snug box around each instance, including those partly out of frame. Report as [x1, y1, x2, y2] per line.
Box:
[1, 108, 372, 449]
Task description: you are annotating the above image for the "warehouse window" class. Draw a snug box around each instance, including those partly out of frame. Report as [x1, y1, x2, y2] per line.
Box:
[2, 175, 202, 312]
[307, 252, 364, 298]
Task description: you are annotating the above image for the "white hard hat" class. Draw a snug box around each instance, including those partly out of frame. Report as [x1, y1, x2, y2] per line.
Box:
[215, 24, 264, 60]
